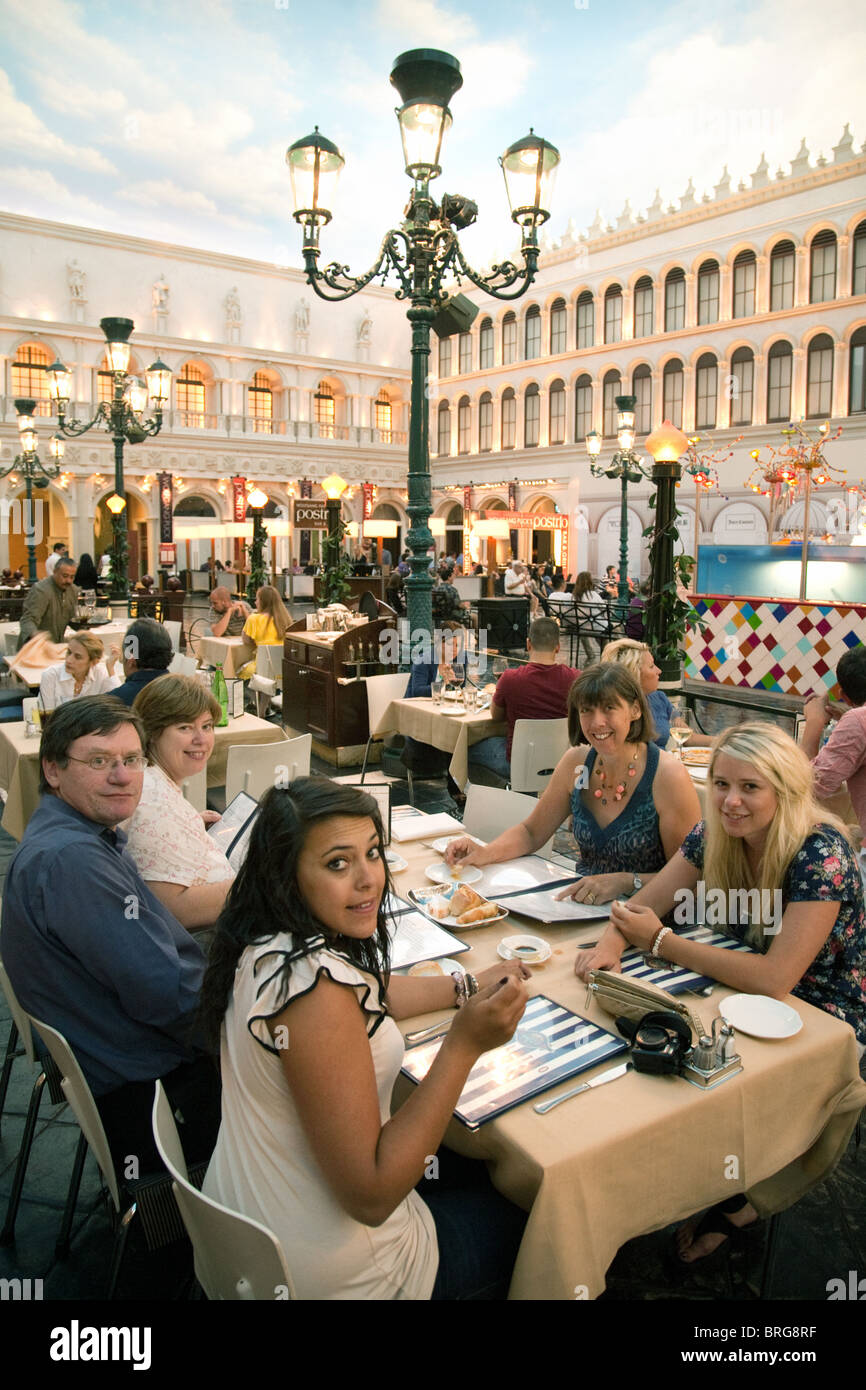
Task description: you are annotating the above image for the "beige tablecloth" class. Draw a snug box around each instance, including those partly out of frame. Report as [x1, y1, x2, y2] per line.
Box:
[391, 837, 866, 1301]
[199, 635, 254, 678]
[0, 712, 285, 839]
[386, 697, 508, 789]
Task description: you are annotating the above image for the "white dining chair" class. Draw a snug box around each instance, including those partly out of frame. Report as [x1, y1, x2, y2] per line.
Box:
[225, 733, 310, 803]
[359, 672, 410, 783]
[509, 718, 570, 795]
[461, 784, 556, 858]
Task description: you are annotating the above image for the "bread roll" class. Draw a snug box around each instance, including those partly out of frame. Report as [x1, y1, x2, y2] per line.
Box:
[408, 961, 445, 977]
[450, 885, 484, 917]
[456, 902, 499, 925]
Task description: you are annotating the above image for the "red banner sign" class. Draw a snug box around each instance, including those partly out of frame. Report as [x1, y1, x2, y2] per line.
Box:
[231, 475, 247, 523]
[157, 471, 173, 543]
[482, 510, 568, 530]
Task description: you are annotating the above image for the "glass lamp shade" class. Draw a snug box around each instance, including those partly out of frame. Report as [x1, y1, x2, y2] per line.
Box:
[105, 493, 127, 515]
[47, 360, 72, 405]
[146, 358, 172, 404]
[321, 473, 348, 500]
[100, 317, 134, 375]
[286, 127, 345, 224]
[125, 377, 148, 414]
[500, 129, 560, 227]
[18, 425, 37, 455]
[390, 49, 462, 179]
[49, 436, 65, 463]
[646, 419, 689, 463]
[615, 394, 636, 450]
[247, 486, 269, 509]
[585, 429, 602, 459]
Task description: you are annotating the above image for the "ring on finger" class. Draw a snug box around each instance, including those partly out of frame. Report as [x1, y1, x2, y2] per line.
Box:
[585, 891, 596, 904]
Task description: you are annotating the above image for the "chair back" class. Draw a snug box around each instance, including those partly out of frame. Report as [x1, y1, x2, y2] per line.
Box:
[181, 768, 208, 812]
[152, 1083, 295, 1300]
[365, 672, 408, 739]
[509, 718, 570, 795]
[462, 784, 555, 857]
[256, 645, 284, 684]
[572, 601, 612, 637]
[26, 1013, 121, 1213]
[22, 696, 38, 721]
[225, 733, 310, 803]
[168, 653, 198, 676]
[163, 620, 182, 653]
[0, 957, 37, 1065]
[358, 591, 379, 623]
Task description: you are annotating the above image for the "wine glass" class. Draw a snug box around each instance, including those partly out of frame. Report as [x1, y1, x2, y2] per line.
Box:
[668, 703, 693, 759]
[492, 656, 508, 679]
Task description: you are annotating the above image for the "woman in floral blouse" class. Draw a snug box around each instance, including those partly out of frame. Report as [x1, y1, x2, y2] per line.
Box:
[576, 721, 865, 1264]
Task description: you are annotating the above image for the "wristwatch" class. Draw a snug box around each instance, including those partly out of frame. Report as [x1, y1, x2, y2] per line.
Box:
[631, 874, 643, 896]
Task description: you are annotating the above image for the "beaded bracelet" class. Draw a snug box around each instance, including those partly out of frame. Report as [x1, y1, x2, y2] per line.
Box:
[651, 926, 673, 959]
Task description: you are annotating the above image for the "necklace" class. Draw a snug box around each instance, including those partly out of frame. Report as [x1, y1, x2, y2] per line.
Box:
[593, 750, 638, 806]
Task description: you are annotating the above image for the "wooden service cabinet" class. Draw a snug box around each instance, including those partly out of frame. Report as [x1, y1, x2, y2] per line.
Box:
[282, 617, 396, 747]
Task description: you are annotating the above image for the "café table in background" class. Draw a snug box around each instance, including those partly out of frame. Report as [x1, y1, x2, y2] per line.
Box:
[391, 835, 866, 1300]
[385, 696, 507, 790]
[198, 634, 253, 679]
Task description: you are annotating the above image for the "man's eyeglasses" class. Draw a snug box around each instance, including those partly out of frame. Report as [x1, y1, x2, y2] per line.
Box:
[65, 754, 147, 773]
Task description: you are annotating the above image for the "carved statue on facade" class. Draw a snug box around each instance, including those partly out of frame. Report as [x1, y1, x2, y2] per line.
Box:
[225, 286, 241, 322]
[152, 273, 170, 312]
[67, 259, 86, 299]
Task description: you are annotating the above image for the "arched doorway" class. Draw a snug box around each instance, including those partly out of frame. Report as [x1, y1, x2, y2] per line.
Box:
[445, 503, 463, 559]
[173, 494, 219, 576]
[529, 495, 556, 566]
[371, 502, 402, 563]
[94, 491, 150, 583]
[8, 485, 67, 578]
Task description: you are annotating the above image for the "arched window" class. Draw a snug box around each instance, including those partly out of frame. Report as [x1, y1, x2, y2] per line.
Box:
[177, 362, 206, 427]
[695, 353, 717, 430]
[849, 327, 866, 414]
[602, 369, 622, 436]
[479, 317, 494, 369]
[697, 261, 720, 325]
[664, 268, 686, 331]
[438, 336, 452, 377]
[458, 332, 472, 375]
[549, 379, 566, 444]
[97, 352, 118, 406]
[733, 250, 757, 318]
[604, 286, 622, 344]
[806, 334, 834, 417]
[11, 343, 51, 415]
[437, 400, 451, 456]
[314, 380, 335, 437]
[502, 311, 517, 365]
[632, 364, 652, 434]
[249, 371, 274, 433]
[550, 298, 567, 355]
[374, 394, 392, 437]
[810, 230, 837, 303]
[575, 375, 592, 441]
[524, 305, 541, 360]
[662, 359, 684, 428]
[767, 341, 793, 422]
[479, 391, 493, 451]
[633, 276, 653, 337]
[770, 241, 795, 311]
[501, 388, 516, 448]
[524, 383, 540, 446]
[457, 395, 471, 453]
[576, 291, 594, 349]
[730, 346, 754, 426]
[853, 221, 866, 296]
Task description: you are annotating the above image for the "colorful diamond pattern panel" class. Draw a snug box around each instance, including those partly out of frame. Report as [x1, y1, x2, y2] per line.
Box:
[684, 599, 866, 696]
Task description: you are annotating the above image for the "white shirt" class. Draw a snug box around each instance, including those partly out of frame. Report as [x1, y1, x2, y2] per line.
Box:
[38, 660, 120, 709]
[45, 552, 67, 577]
[123, 764, 234, 887]
[204, 939, 438, 1300]
[504, 567, 529, 596]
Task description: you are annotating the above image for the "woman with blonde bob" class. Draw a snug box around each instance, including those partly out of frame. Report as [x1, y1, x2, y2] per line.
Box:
[39, 631, 121, 709]
[446, 663, 701, 906]
[601, 637, 710, 750]
[123, 674, 235, 929]
[576, 722, 866, 1264]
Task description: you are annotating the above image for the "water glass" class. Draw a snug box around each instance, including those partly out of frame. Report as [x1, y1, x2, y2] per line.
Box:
[463, 686, 477, 711]
[431, 678, 443, 706]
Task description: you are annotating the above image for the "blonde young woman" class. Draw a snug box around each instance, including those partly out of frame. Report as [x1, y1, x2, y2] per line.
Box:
[237, 584, 290, 680]
[601, 638, 711, 751]
[38, 631, 121, 709]
[576, 723, 866, 1264]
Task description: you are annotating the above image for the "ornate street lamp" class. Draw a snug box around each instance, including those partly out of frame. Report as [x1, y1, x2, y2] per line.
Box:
[246, 485, 269, 602]
[1, 401, 65, 581]
[645, 419, 690, 681]
[48, 317, 171, 602]
[586, 395, 647, 615]
[287, 49, 558, 646]
[320, 474, 350, 604]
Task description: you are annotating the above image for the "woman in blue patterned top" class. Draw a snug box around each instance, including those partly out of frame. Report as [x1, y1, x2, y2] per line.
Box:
[576, 721, 866, 1263]
[445, 665, 700, 904]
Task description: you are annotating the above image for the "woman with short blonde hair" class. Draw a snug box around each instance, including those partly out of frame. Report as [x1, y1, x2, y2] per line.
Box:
[38, 631, 120, 709]
[601, 637, 710, 750]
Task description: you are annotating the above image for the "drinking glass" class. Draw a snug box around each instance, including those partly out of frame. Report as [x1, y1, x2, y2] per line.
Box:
[431, 678, 443, 707]
[668, 703, 693, 759]
[463, 686, 477, 712]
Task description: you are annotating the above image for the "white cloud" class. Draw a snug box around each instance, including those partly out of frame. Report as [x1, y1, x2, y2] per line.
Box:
[0, 164, 114, 223]
[31, 72, 127, 120]
[375, 0, 477, 46]
[0, 69, 117, 173]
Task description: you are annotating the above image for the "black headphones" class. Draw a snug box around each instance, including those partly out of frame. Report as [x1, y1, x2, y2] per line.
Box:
[617, 1010, 693, 1075]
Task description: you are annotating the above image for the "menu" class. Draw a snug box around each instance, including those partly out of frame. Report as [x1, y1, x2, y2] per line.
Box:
[619, 928, 753, 994]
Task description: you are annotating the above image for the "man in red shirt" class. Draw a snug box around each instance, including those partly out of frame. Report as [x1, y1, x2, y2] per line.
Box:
[468, 617, 580, 781]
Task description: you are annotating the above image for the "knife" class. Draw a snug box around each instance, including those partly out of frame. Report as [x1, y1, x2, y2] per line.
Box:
[534, 1060, 633, 1114]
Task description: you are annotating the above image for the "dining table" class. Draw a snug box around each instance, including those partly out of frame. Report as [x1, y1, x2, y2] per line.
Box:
[0, 711, 285, 839]
[384, 694, 508, 790]
[198, 634, 253, 678]
[389, 829, 866, 1301]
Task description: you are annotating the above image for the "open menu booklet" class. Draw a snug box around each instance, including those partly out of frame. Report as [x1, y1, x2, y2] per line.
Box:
[470, 855, 611, 924]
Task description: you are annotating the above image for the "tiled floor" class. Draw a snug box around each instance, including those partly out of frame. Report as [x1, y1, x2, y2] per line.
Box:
[1, 758, 863, 1303]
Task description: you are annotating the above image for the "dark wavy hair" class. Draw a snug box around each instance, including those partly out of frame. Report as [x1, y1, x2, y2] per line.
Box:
[199, 777, 393, 1053]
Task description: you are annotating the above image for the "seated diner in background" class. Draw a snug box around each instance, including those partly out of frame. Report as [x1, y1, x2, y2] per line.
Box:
[447, 663, 701, 905]
[112, 617, 174, 707]
[200, 777, 529, 1300]
[601, 638, 712, 750]
[235, 583, 290, 680]
[402, 620, 467, 800]
[123, 675, 234, 930]
[208, 585, 250, 638]
[38, 631, 121, 709]
[801, 643, 866, 843]
[575, 721, 866, 1264]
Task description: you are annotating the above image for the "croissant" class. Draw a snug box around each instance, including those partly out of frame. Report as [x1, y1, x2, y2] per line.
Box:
[456, 902, 499, 925]
[450, 885, 484, 917]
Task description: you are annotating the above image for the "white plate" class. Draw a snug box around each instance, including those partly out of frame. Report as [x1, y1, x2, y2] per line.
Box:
[384, 849, 408, 873]
[430, 833, 484, 856]
[439, 707, 468, 717]
[425, 862, 482, 886]
[408, 885, 508, 930]
[497, 933, 552, 965]
[404, 957, 465, 978]
[719, 994, 803, 1039]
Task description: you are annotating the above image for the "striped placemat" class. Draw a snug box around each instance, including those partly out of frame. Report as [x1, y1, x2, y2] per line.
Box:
[619, 927, 753, 994]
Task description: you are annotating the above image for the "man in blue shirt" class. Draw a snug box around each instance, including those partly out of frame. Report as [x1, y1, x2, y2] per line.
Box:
[112, 617, 173, 706]
[1, 696, 219, 1174]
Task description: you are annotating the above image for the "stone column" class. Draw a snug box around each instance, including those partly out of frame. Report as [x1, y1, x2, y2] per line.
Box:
[654, 285, 666, 335]
[756, 255, 770, 315]
[681, 365, 696, 433]
[795, 246, 809, 307]
[753, 354, 767, 426]
[537, 385, 549, 448]
[791, 348, 807, 419]
[685, 273, 697, 328]
[621, 287, 633, 340]
[832, 341, 847, 418]
[837, 235, 851, 298]
[719, 264, 732, 322]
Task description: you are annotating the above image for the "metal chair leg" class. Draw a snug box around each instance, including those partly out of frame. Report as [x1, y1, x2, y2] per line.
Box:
[106, 1202, 137, 1300]
[55, 1131, 89, 1260]
[406, 769, 415, 806]
[359, 736, 374, 784]
[0, 1020, 21, 1138]
[758, 1211, 781, 1299]
[0, 1069, 47, 1244]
